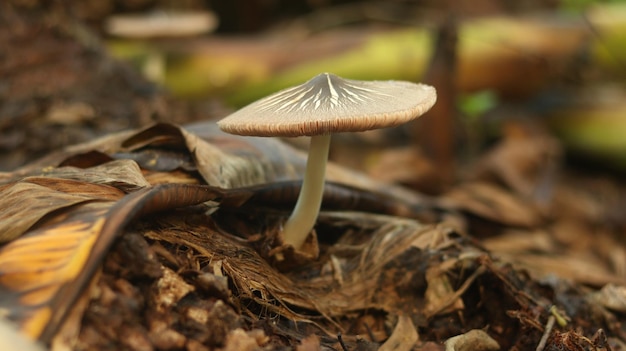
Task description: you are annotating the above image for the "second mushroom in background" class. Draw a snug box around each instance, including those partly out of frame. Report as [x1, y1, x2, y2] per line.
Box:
[218, 72, 437, 249]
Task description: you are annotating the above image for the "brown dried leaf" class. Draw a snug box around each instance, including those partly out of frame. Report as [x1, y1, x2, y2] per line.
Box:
[378, 315, 418, 351]
[500, 253, 625, 286]
[50, 272, 99, 351]
[366, 146, 441, 194]
[423, 264, 466, 317]
[470, 121, 561, 206]
[2, 119, 623, 350]
[20, 177, 126, 200]
[0, 183, 226, 341]
[0, 159, 146, 243]
[590, 284, 626, 313]
[442, 181, 542, 229]
[483, 224, 626, 286]
[2, 130, 138, 178]
[43, 159, 151, 191]
[8, 122, 433, 211]
[0, 181, 116, 243]
[0, 201, 113, 339]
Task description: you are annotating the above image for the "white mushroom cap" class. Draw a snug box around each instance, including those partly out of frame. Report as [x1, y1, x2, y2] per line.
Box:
[105, 11, 218, 38]
[218, 73, 437, 137]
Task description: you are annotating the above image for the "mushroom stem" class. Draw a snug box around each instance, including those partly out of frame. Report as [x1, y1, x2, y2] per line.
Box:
[282, 134, 331, 248]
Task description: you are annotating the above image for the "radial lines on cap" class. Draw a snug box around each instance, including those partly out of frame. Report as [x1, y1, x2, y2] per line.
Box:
[255, 73, 394, 114]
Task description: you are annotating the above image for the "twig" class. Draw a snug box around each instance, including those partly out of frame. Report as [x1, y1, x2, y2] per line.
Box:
[337, 333, 349, 351]
[364, 321, 376, 342]
[536, 315, 555, 351]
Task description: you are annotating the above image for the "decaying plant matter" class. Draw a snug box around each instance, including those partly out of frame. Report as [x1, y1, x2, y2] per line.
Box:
[0, 122, 624, 351]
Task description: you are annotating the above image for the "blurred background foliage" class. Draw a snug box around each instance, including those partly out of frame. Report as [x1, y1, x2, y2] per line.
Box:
[3, 0, 626, 174]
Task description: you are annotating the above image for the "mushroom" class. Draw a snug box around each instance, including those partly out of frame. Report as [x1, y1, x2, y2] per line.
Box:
[105, 11, 218, 39]
[218, 73, 436, 249]
[105, 11, 218, 83]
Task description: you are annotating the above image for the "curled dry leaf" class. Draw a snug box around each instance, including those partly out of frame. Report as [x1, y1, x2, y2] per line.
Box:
[378, 315, 418, 351]
[0, 180, 122, 243]
[48, 159, 151, 192]
[0, 183, 226, 341]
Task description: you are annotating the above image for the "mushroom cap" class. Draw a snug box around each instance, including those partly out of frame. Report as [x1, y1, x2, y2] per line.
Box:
[105, 11, 218, 38]
[217, 73, 437, 137]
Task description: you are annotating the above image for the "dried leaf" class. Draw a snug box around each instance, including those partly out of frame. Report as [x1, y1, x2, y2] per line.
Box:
[470, 121, 561, 206]
[378, 315, 418, 351]
[0, 181, 116, 243]
[1, 120, 623, 350]
[44, 159, 151, 191]
[0, 183, 225, 341]
[591, 284, 626, 313]
[443, 181, 542, 229]
[366, 146, 441, 193]
[0, 202, 112, 339]
[6, 122, 435, 213]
